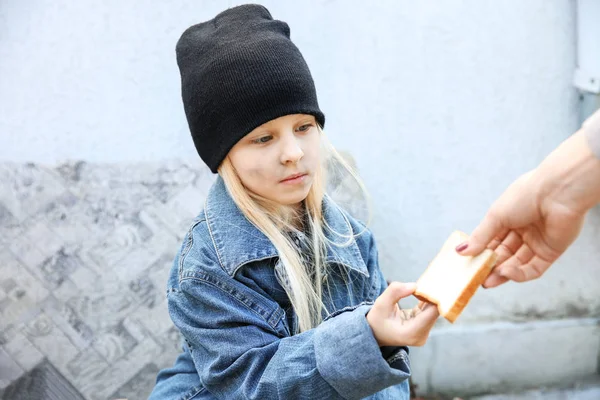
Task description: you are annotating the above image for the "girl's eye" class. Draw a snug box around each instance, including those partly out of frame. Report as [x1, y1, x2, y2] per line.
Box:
[296, 123, 314, 132]
[252, 135, 272, 144]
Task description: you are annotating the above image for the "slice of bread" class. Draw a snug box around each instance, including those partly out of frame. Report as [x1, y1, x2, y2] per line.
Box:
[414, 231, 498, 323]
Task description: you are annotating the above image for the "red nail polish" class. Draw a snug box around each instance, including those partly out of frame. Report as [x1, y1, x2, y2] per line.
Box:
[456, 242, 468, 252]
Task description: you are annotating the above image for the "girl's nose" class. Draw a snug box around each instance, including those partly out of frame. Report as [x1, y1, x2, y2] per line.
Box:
[280, 135, 304, 164]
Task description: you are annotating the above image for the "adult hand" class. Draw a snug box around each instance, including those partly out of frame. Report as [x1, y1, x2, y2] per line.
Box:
[457, 125, 600, 288]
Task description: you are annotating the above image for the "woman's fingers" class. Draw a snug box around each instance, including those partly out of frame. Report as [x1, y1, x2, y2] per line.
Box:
[482, 271, 509, 288]
[500, 255, 552, 282]
[495, 243, 533, 273]
[494, 231, 523, 265]
[487, 228, 510, 251]
[456, 211, 505, 256]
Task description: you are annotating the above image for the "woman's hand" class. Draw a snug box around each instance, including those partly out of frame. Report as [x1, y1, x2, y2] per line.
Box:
[366, 282, 439, 347]
[457, 170, 587, 288]
[456, 128, 600, 288]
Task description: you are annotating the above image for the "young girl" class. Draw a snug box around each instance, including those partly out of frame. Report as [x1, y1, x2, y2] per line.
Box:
[149, 4, 439, 399]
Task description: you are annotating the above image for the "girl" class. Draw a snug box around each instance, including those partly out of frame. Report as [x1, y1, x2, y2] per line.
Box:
[149, 4, 439, 399]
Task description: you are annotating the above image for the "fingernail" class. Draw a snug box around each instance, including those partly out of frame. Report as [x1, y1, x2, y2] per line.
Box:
[455, 242, 468, 252]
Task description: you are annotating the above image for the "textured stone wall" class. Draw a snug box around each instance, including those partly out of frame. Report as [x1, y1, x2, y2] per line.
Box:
[0, 158, 363, 400]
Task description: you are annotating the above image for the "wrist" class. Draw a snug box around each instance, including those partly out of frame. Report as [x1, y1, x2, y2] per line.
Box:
[534, 130, 600, 214]
[365, 311, 381, 346]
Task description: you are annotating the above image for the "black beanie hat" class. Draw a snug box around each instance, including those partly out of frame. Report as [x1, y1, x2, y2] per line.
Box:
[175, 4, 326, 173]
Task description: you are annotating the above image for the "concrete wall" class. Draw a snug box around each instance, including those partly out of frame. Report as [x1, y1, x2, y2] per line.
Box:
[1, 0, 598, 396]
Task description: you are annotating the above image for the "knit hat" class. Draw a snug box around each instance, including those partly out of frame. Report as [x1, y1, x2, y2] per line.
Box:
[175, 4, 326, 173]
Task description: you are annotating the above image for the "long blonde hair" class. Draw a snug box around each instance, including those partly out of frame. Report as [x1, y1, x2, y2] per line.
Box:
[218, 128, 371, 333]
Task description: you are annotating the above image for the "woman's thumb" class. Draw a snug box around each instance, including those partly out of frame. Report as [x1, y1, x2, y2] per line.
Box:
[456, 212, 503, 256]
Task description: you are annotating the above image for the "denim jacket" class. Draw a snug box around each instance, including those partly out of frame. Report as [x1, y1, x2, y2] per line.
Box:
[149, 176, 411, 400]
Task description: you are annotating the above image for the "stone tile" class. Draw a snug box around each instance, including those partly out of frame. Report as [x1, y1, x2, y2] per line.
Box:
[0, 325, 18, 347]
[1, 358, 86, 400]
[167, 185, 207, 219]
[63, 346, 109, 393]
[135, 162, 200, 203]
[85, 220, 153, 271]
[77, 182, 159, 229]
[92, 320, 141, 364]
[23, 312, 80, 372]
[38, 247, 83, 290]
[43, 296, 94, 351]
[52, 161, 87, 187]
[2, 331, 44, 372]
[52, 278, 81, 304]
[135, 298, 174, 338]
[0, 347, 24, 390]
[190, 165, 216, 195]
[7, 221, 87, 294]
[8, 234, 49, 276]
[139, 202, 196, 241]
[121, 317, 148, 343]
[0, 203, 20, 245]
[0, 249, 49, 329]
[108, 362, 160, 400]
[146, 252, 176, 294]
[0, 163, 67, 222]
[37, 191, 96, 245]
[79, 337, 162, 400]
[22, 220, 63, 256]
[53, 161, 120, 198]
[113, 232, 178, 285]
[128, 274, 160, 311]
[66, 290, 139, 332]
[68, 266, 101, 295]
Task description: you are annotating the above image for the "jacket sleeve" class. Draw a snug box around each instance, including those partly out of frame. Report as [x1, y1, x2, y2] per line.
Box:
[167, 245, 410, 400]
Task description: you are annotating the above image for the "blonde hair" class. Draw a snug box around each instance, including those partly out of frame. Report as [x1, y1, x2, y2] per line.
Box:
[218, 127, 371, 333]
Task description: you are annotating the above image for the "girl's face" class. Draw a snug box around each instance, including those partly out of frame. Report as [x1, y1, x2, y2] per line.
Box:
[227, 114, 321, 206]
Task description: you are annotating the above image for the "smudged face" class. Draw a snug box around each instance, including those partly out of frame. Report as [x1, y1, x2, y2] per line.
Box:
[227, 114, 321, 206]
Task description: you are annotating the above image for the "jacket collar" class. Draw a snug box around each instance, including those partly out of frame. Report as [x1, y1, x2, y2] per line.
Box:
[204, 176, 369, 277]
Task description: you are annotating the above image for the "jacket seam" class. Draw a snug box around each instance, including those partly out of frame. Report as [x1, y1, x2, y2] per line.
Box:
[204, 196, 227, 274]
[180, 270, 285, 330]
[180, 385, 206, 400]
[179, 218, 206, 281]
[322, 301, 374, 322]
[386, 348, 409, 365]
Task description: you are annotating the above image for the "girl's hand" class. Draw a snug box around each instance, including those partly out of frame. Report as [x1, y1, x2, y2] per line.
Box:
[366, 282, 439, 347]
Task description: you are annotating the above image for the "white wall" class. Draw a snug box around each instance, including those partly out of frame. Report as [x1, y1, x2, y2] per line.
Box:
[2, 0, 598, 395]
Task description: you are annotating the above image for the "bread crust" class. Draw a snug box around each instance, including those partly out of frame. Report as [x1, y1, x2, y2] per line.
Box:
[414, 231, 498, 323]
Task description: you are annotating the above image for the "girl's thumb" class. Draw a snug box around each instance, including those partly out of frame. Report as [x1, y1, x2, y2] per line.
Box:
[381, 281, 417, 305]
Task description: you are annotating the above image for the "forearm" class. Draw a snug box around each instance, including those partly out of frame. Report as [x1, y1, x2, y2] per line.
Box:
[533, 112, 600, 214]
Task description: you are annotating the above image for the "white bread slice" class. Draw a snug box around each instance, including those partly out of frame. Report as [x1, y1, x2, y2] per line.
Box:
[414, 231, 498, 323]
